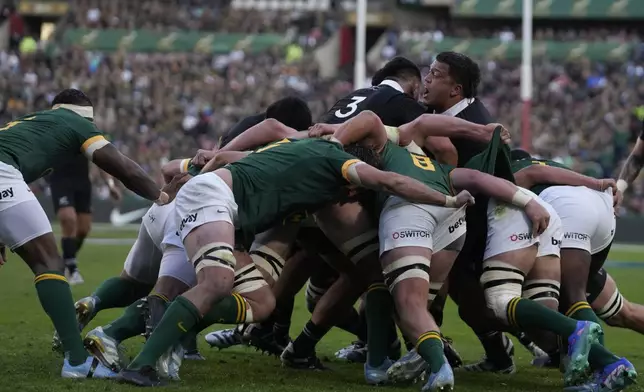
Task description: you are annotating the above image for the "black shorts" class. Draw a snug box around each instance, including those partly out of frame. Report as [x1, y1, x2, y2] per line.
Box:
[50, 177, 92, 214]
[586, 267, 608, 304]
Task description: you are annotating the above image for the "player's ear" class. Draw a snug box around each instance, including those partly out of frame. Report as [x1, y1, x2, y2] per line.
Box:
[450, 83, 462, 98]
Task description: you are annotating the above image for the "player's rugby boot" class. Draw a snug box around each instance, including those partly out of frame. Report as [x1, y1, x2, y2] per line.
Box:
[335, 341, 367, 363]
[61, 355, 118, 379]
[157, 344, 184, 381]
[422, 357, 455, 392]
[84, 326, 127, 372]
[280, 342, 327, 370]
[462, 335, 516, 374]
[564, 358, 637, 392]
[243, 323, 287, 356]
[205, 326, 243, 349]
[441, 335, 463, 369]
[67, 269, 85, 285]
[387, 348, 428, 383]
[564, 321, 603, 386]
[365, 358, 394, 385]
[118, 365, 167, 387]
[52, 295, 98, 354]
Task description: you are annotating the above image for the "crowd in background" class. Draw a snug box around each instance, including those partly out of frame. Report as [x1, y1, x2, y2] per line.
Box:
[0, 0, 643, 213]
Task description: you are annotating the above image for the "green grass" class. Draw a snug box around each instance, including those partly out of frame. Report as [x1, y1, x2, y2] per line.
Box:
[1, 233, 644, 392]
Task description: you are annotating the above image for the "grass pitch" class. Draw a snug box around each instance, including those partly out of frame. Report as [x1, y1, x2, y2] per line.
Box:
[1, 226, 644, 392]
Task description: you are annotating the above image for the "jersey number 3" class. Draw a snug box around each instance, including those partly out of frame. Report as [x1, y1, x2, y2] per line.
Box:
[335, 96, 366, 119]
[411, 153, 436, 171]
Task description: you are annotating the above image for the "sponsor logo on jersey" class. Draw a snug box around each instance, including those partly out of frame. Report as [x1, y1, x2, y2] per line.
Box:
[448, 217, 465, 233]
[178, 213, 198, 233]
[564, 232, 589, 241]
[0, 187, 14, 200]
[392, 230, 430, 239]
[509, 232, 533, 242]
[58, 196, 70, 206]
[110, 207, 149, 226]
[551, 237, 562, 247]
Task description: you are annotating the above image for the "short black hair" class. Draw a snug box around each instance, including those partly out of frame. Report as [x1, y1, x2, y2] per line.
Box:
[511, 149, 532, 161]
[372, 56, 421, 86]
[435, 52, 481, 98]
[265, 96, 312, 131]
[344, 143, 382, 170]
[51, 89, 93, 107]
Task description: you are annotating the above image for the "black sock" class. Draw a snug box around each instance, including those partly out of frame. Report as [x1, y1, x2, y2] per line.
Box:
[478, 332, 513, 367]
[292, 320, 331, 356]
[336, 308, 365, 340]
[429, 294, 447, 328]
[76, 236, 86, 253]
[61, 237, 77, 272]
[272, 296, 294, 336]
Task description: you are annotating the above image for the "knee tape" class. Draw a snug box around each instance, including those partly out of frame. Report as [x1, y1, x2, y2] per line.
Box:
[250, 246, 285, 281]
[233, 263, 268, 294]
[383, 255, 430, 291]
[595, 288, 624, 321]
[428, 282, 443, 302]
[305, 281, 327, 312]
[232, 293, 254, 324]
[522, 279, 560, 304]
[480, 260, 525, 323]
[339, 230, 379, 264]
[192, 243, 235, 275]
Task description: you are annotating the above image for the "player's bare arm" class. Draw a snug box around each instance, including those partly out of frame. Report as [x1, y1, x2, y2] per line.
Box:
[450, 168, 550, 235]
[398, 114, 506, 147]
[617, 137, 644, 194]
[330, 111, 388, 152]
[92, 143, 165, 203]
[162, 159, 187, 183]
[423, 136, 458, 165]
[97, 168, 122, 201]
[201, 151, 251, 173]
[346, 161, 473, 208]
[514, 165, 616, 193]
[219, 119, 300, 152]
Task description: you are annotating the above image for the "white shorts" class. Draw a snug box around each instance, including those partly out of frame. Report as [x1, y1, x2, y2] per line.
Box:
[174, 172, 238, 242]
[143, 201, 183, 251]
[123, 225, 163, 285]
[485, 188, 562, 260]
[0, 162, 52, 249]
[539, 186, 615, 254]
[378, 196, 467, 255]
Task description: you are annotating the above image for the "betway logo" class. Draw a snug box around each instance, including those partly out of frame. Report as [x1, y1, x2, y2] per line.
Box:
[448, 217, 465, 233]
[178, 213, 198, 233]
[0, 187, 14, 200]
[110, 208, 148, 226]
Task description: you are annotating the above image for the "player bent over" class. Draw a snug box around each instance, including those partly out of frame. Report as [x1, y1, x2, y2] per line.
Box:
[117, 137, 474, 386]
[0, 89, 172, 378]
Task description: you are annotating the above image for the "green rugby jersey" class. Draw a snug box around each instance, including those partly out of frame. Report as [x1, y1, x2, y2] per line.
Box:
[0, 108, 105, 183]
[226, 138, 360, 243]
[511, 158, 569, 195]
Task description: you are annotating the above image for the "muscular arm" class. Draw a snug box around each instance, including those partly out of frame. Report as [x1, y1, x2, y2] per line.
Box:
[514, 165, 603, 190]
[219, 119, 299, 152]
[618, 138, 644, 186]
[423, 136, 458, 165]
[92, 144, 160, 201]
[450, 168, 525, 204]
[332, 111, 388, 152]
[398, 114, 491, 147]
[201, 151, 251, 173]
[162, 159, 187, 183]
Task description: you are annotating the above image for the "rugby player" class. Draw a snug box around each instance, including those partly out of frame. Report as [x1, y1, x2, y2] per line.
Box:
[0, 88, 171, 378]
[117, 134, 474, 386]
[49, 159, 121, 284]
[615, 119, 644, 206]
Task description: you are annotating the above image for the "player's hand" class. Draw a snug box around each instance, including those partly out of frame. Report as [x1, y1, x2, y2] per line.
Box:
[191, 149, 217, 167]
[454, 190, 475, 207]
[161, 173, 192, 203]
[595, 178, 616, 193]
[485, 123, 511, 145]
[614, 189, 624, 210]
[308, 123, 336, 138]
[524, 199, 550, 236]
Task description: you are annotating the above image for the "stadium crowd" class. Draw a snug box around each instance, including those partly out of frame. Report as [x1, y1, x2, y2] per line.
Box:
[0, 0, 643, 212]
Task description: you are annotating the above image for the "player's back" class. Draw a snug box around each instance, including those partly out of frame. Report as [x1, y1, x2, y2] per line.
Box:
[0, 108, 98, 183]
[320, 85, 424, 126]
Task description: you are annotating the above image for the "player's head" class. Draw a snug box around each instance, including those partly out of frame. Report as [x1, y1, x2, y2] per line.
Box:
[372, 56, 422, 100]
[344, 143, 382, 170]
[423, 51, 480, 111]
[265, 96, 312, 131]
[51, 89, 94, 119]
[510, 148, 532, 161]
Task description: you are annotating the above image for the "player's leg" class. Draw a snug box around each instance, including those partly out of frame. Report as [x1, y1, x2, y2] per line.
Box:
[56, 200, 80, 280]
[120, 172, 238, 385]
[590, 270, 644, 334]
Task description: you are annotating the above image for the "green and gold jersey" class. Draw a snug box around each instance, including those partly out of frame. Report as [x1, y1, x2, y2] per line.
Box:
[227, 138, 360, 242]
[0, 108, 106, 183]
[511, 158, 569, 195]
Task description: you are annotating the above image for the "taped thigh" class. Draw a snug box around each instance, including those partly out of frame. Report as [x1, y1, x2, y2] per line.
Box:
[480, 260, 525, 323]
[192, 242, 235, 275]
[522, 279, 560, 304]
[383, 255, 431, 291]
[595, 287, 624, 321]
[339, 230, 379, 264]
[249, 245, 286, 281]
[232, 263, 268, 294]
[158, 246, 196, 287]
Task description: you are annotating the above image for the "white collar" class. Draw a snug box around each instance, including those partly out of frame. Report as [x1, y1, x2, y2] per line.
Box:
[441, 98, 474, 117]
[379, 80, 404, 93]
[52, 104, 94, 119]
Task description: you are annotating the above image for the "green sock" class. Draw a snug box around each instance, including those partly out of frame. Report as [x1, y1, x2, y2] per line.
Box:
[509, 297, 578, 337]
[103, 299, 146, 342]
[588, 343, 620, 369]
[194, 293, 247, 333]
[35, 271, 87, 366]
[566, 302, 605, 345]
[128, 296, 201, 370]
[93, 277, 153, 312]
[181, 329, 199, 352]
[416, 332, 446, 373]
[365, 283, 394, 367]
